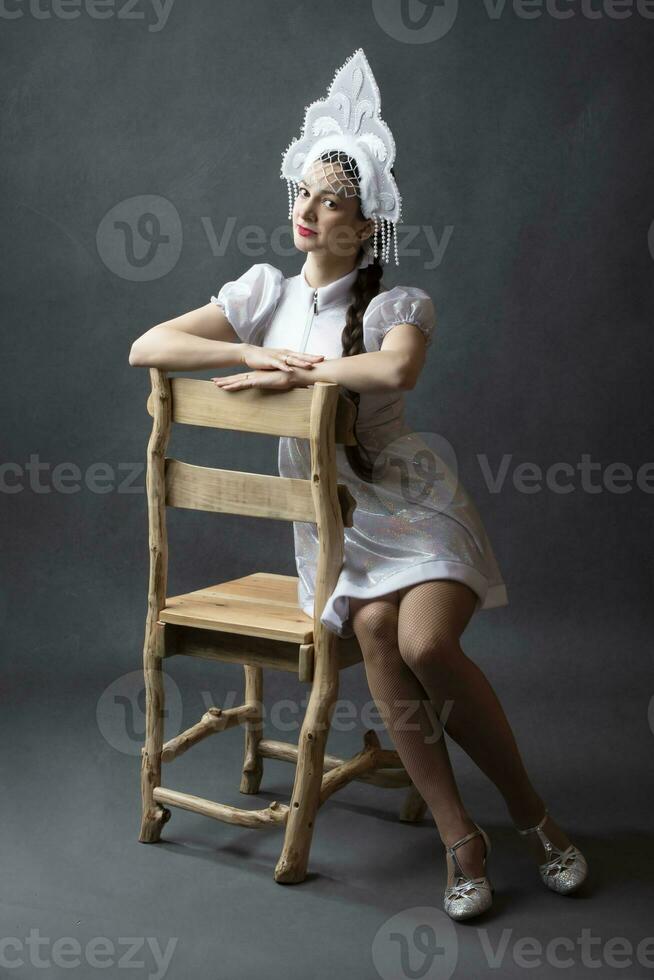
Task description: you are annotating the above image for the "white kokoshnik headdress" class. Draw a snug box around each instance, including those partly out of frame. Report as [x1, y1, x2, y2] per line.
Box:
[280, 47, 402, 266]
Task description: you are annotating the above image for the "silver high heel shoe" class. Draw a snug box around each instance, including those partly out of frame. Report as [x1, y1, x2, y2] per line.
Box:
[443, 825, 494, 921]
[516, 808, 588, 894]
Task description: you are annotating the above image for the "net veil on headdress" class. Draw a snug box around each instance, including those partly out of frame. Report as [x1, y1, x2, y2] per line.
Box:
[280, 47, 403, 266]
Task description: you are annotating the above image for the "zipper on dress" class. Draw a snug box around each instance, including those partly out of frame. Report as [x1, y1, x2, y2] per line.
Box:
[299, 289, 318, 352]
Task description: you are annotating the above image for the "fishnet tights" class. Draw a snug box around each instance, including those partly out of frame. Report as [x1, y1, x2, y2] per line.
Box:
[349, 579, 546, 877]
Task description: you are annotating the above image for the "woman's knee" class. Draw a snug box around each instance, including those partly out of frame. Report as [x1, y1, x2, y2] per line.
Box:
[396, 580, 474, 676]
[397, 620, 464, 678]
[349, 594, 399, 653]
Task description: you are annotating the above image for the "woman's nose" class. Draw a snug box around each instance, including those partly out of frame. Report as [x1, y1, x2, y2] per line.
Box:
[298, 197, 315, 217]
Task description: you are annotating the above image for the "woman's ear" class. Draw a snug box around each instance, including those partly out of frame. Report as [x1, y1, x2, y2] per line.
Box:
[358, 216, 374, 245]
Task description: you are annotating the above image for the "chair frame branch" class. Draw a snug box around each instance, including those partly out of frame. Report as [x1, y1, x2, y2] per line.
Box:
[137, 369, 428, 881]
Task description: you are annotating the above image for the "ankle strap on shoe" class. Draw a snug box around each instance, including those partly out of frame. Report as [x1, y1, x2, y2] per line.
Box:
[447, 827, 482, 853]
[516, 808, 549, 835]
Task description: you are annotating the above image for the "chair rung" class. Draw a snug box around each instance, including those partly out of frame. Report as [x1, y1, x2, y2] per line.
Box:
[258, 737, 413, 789]
[161, 703, 258, 762]
[152, 787, 289, 829]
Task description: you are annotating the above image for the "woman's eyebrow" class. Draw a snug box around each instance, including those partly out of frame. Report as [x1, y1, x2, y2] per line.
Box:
[298, 181, 339, 196]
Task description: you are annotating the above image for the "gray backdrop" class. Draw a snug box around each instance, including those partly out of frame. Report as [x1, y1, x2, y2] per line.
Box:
[2, 2, 653, 978]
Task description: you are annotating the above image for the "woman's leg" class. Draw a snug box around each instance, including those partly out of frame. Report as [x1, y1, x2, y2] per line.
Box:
[395, 579, 573, 864]
[349, 590, 487, 877]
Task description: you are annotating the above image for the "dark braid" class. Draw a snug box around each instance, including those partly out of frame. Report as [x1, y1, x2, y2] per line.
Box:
[341, 253, 384, 483]
[313, 149, 395, 483]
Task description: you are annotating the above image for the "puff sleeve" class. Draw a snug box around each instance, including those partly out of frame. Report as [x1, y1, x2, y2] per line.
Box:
[362, 286, 436, 352]
[210, 263, 284, 346]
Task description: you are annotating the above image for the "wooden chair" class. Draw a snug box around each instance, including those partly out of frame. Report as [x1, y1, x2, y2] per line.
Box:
[138, 368, 428, 883]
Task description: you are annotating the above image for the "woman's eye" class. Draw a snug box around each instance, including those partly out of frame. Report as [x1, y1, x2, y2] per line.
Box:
[298, 187, 335, 207]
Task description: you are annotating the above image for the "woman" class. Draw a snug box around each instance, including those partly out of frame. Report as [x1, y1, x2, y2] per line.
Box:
[129, 49, 588, 920]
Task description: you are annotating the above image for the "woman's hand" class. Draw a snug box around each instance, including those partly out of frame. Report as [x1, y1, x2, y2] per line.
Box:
[240, 344, 324, 373]
[211, 367, 301, 392]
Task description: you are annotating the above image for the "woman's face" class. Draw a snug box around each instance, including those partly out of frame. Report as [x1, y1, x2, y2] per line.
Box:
[292, 158, 373, 262]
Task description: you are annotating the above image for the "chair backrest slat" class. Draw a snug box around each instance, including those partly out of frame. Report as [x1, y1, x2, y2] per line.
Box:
[147, 377, 357, 444]
[144, 368, 355, 651]
[165, 458, 315, 522]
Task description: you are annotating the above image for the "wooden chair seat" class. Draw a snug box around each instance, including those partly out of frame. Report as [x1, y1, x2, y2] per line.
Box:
[159, 572, 314, 644]
[158, 572, 364, 677]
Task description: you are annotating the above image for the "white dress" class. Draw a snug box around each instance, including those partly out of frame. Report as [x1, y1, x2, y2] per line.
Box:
[210, 259, 509, 639]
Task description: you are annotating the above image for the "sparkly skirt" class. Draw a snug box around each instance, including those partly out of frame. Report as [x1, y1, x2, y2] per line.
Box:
[278, 422, 508, 639]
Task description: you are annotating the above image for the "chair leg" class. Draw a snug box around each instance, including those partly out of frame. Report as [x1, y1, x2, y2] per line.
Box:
[399, 783, 429, 823]
[240, 665, 264, 794]
[139, 621, 170, 842]
[274, 636, 339, 884]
